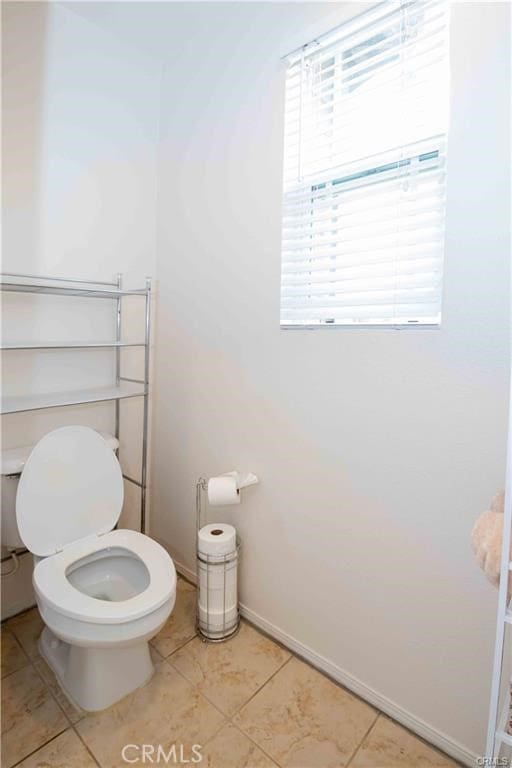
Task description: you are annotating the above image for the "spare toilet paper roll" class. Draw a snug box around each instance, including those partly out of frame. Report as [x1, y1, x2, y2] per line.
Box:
[198, 559, 238, 614]
[198, 523, 237, 557]
[198, 604, 238, 632]
[207, 475, 240, 506]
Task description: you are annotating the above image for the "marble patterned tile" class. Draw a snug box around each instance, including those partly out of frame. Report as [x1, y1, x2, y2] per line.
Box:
[1, 664, 68, 768]
[151, 577, 197, 657]
[201, 723, 277, 767]
[6, 606, 44, 660]
[149, 644, 165, 663]
[234, 656, 377, 768]
[76, 659, 225, 768]
[169, 622, 290, 716]
[34, 657, 85, 724]
[1, 626, 29, 677]
[17, 728, 99, 768]
[349, 716, 459, 767]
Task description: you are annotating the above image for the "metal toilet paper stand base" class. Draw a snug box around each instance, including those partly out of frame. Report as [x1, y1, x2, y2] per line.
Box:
[195, 478, 241, 643]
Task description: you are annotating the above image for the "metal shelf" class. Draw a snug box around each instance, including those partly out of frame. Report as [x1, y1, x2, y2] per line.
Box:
[1, 381, 145, 415]
[0, 281, 148, 299]
[0, 271, 152, 533]
[1, 341, 145, 350]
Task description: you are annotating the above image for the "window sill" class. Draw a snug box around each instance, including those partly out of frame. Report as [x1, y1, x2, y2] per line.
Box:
[280, 323, 442, 331]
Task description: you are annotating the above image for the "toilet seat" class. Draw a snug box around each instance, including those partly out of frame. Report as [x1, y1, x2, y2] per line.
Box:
[16, 426, 124, 557]
[33, 529, 176, 625]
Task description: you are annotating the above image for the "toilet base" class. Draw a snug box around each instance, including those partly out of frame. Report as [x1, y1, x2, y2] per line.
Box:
[39, 627, 155, 711]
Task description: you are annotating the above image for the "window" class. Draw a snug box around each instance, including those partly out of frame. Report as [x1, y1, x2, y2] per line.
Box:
[280, 0, 450, 328]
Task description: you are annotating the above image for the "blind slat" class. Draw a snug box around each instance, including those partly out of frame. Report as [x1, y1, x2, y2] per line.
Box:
[283, 202, 444, 232]
[283, 271, 443, 294]
[282, 286, 440, 308]
[282, 243, 444, 270]
[282, 201, 445, 239]
[281, 303, 441, 321]
[282, 254, 443, 277]
[282, 275, 442, 298]
[283, 172, 445, 216]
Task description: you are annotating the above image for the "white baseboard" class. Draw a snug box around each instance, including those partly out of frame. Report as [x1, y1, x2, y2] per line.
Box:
[173, 559, 196, 585]
[172, 556, 477, 768]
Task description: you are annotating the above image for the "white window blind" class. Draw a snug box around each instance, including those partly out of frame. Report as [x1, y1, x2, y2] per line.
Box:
[280, 0, 450, 328]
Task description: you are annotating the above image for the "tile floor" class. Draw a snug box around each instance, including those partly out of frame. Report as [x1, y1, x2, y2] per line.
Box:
[1, 577, 459, 768]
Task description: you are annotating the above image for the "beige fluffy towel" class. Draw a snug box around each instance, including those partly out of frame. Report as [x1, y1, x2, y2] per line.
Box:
[471, 491, 512, 593]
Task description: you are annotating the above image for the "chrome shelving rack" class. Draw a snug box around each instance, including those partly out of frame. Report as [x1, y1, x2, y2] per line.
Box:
[0, 271, 151, 534]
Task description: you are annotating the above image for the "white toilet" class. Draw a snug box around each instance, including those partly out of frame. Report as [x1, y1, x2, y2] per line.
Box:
[15, 425, 176, 712]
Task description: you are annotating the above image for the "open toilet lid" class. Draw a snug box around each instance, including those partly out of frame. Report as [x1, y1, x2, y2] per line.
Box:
[16, 426, 124, 557]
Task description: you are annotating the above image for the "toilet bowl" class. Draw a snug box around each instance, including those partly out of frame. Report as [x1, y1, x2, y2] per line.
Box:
[15, 426, 176, 712]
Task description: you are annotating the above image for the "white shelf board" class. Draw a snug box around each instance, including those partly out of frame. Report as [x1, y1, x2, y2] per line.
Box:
[1, 341, 145, 350]
[1, 382, 145, 415]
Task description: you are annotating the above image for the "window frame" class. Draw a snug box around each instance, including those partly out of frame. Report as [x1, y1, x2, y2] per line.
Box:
[279, 1, 450, 332]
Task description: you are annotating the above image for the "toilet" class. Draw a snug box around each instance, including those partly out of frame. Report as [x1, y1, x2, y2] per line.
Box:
[15, 425, 176, 712]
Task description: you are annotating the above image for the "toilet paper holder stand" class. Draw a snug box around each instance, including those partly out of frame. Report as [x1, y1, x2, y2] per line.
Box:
[195, 477, 241, 643]
[195, 477, 209, 533]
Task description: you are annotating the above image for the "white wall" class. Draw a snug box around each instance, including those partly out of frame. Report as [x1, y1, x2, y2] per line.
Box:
[1, 2, 160, 613]
[152, 1, 510, 761]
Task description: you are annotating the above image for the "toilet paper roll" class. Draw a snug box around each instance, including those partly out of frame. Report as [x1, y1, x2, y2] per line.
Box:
[198, 558, 237, 595]
[198, 523, 237, 556]
[207, 475, 240, 506]
[198, 555, 238, 634]
[198, 604, 238, 633]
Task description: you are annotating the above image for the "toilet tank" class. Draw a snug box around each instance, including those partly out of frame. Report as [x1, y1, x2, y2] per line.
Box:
[1, 447, 31, 549]
[1, 433, 120, 551]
